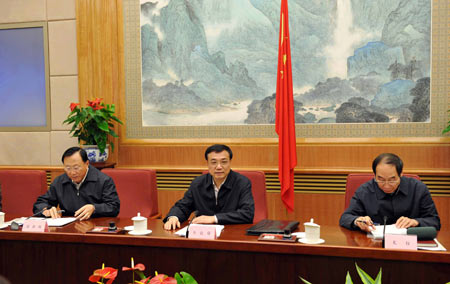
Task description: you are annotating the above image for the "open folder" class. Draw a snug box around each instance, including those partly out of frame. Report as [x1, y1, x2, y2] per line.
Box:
[246, 219, 299, 235]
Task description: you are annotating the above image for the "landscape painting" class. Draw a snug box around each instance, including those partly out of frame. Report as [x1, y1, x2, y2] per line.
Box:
[140, 0, 431, 126]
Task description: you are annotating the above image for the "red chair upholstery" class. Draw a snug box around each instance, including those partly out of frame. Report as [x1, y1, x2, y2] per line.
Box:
[0, 170, 48, 216]
[237, 170, 268, 223]
[202, 170, 268, 223]
[102, 169, 159, 218]
[344, 173, 421, 209]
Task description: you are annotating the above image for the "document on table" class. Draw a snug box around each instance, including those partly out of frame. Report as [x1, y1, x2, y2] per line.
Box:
[6, 217, 77, 227]
[368, 224, 407, 239]
[175, 224, 225, 237]
[46, 217, 77, 227]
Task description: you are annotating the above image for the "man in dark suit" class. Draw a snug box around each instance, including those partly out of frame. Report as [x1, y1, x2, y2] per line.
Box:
[33, 147, 120, 220]
[340, 153, 440, 232]
[163, 144, 255, 230]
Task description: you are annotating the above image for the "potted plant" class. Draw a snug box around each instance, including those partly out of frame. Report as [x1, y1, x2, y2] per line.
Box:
[89, 258, 198, 284]
[63, 98, 123, 162]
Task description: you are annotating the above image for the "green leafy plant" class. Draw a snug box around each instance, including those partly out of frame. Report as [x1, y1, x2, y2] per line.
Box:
[89, 258, 198, 284]
[64, 98, 123, 154]
[443, 109, 450, 135]
[299, 262, 382, 284]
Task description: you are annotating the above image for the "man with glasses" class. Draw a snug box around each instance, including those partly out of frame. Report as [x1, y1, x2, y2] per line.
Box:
[33, 147, 120, 220]
[163, 144, 255, 230]
[339, 153, 440, 232]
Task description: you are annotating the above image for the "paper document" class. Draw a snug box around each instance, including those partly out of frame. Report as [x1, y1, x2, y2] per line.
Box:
[175, 224, 224, 238]
[46, 217, 77, 227]
[368, 224, 407, 239]
[6, 217, 77, 227]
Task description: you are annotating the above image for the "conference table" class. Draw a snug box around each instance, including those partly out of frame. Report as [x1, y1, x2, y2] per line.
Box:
[0, 217, 449, 284]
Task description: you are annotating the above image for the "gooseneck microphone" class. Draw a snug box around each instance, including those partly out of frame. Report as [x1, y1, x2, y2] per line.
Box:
[382, 216, 387, 248]
[185, 211, 198, 238]
[10, 207, 48, 230]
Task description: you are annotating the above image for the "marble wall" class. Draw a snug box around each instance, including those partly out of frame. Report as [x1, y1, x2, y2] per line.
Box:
[0, 0, 78, 165]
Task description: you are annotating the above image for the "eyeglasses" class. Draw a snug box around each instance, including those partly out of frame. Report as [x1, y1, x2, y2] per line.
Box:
[208, 160, 230, 168]
[375, 179, 399, 185]
[64, 165, 82, 172]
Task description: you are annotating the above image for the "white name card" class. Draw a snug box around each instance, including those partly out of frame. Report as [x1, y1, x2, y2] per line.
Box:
[385, 234, 417, 250]
[188, 224, 216, 240]
[22, 219, 49, 232]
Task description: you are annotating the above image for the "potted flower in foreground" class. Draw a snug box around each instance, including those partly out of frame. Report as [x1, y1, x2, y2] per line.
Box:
[64, 98, 123, 162]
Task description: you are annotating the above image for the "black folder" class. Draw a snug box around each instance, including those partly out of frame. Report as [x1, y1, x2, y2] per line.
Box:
[246, 219, 299, 236]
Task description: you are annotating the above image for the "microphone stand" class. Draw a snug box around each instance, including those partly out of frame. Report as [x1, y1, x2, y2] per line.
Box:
[382, 216, 387, 248]
[10, 207, 48, 231]
[185, 211, 198, 238]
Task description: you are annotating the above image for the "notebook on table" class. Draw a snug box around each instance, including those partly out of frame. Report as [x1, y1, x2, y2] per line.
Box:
[246, 219, 299, 236]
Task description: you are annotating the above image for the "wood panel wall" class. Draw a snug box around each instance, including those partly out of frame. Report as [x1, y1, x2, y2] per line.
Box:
[157, 190, 450, 229]
[76, 0, 123, 162]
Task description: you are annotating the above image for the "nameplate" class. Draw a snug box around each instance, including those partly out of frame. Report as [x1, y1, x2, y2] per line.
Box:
[22, 219, 49, 232]
[385, 234, 417, 250]
[188, 225, 216, 240]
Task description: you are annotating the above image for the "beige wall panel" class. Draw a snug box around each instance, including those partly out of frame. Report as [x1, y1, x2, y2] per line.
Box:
[50, 131, 78, 165]
[0, 0, 46, 24]
[47, 0, 76, 20]
[48, 20, 78, 75]
[0, 133, 50, 165]
[50, 76, 79, 130]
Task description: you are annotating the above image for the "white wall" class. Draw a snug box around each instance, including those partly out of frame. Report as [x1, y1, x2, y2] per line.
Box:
[0, 0, 78, 165]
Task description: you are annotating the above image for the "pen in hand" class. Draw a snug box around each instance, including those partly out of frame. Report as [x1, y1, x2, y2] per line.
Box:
[356, 220, 370, 225]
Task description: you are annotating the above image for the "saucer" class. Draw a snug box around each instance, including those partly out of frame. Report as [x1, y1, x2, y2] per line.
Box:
[124, 226, 134, 231]
[128, 229, 152, 236]
[298, 238, 325, 244]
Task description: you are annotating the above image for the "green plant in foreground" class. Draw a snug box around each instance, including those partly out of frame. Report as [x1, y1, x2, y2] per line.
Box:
[299, 262, 382, 284]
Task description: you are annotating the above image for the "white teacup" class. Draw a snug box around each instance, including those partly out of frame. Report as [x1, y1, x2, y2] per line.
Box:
[132, 212, 147, 233]
[304, 218, 320, 243]
[0, 212, 4, 226]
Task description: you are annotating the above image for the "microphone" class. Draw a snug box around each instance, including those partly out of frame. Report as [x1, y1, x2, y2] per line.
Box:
[185, 211, 198, 238]
[27, 207, 49, 219]
[10, 207, 48, 231]
[407, 227, 437, 240]
[382, 216, 387, 248]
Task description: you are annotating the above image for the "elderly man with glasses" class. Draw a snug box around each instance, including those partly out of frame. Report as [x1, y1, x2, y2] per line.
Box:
[163, 144, 255, 230]
[339, 153, 440, 232]
[33, 147, 120, 220]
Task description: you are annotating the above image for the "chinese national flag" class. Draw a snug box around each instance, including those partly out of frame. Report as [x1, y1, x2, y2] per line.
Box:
[275, 0, 297, 213]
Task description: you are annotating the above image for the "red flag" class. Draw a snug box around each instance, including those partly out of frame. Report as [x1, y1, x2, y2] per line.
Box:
[275, 0, 297, 213]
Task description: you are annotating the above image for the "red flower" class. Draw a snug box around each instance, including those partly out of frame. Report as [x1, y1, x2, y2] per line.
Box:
[70, 103, 80, 111]
[122, 263, 146, 272]
[88, 266, 118, 284]
[149, 274, 177, 284]
[88, 98, 104, 110]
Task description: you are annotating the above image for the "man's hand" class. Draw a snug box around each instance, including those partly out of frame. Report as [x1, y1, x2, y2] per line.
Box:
[74, 204, 95, 221]
[354, 216, 376, 232]
[192, 215, 216, 224]
[42, 207, 61, 219]
[163, 216, 180, 230]
[395, 216, 419, 229]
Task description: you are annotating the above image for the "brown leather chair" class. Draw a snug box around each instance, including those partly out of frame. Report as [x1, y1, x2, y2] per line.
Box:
[344, 173, 421, 209]
[102, 168, 159, 218]
[0, 170, 48, 216]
